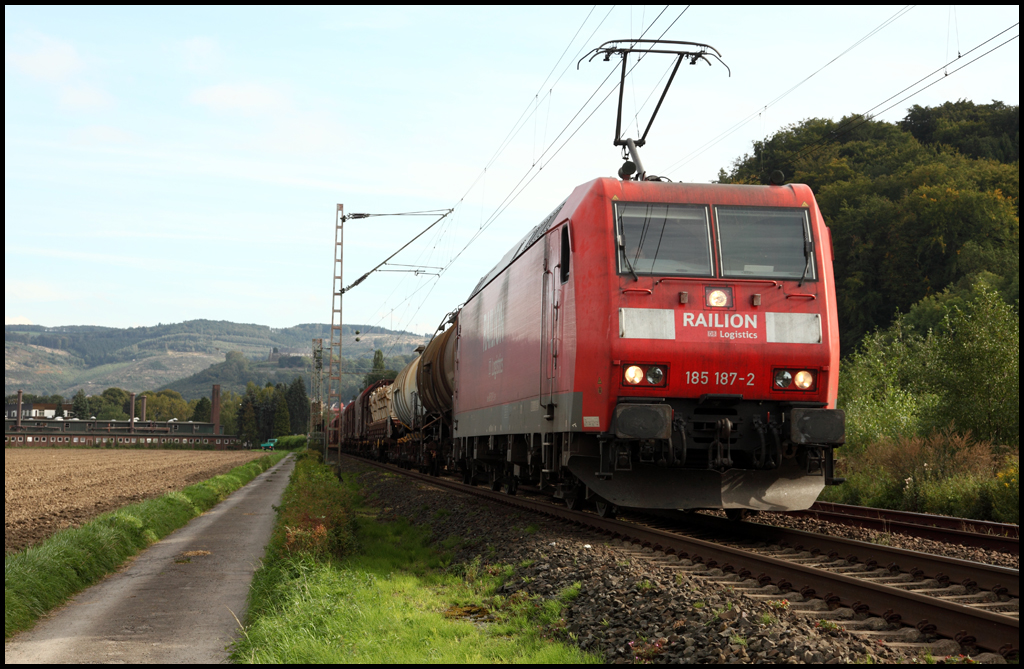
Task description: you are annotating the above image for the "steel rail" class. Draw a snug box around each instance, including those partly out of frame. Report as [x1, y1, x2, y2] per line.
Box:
[655, 512, 1019, 599]
[341, 456, 1018, 658]
[786, 502, 1019, 554]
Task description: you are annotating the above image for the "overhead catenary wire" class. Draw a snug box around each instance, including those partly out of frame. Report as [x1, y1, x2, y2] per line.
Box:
[662, 4, 916, 177]
[340, 209, 452, 294]
[779, 23, 1019, 169]
[351, 6, 672, 350]
[440, 6, 690, 274]
[451, 5, 613, 209]
[351, 6, 620, 348]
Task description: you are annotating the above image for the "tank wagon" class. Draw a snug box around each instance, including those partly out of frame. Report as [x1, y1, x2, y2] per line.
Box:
[341, 176, 845, 516]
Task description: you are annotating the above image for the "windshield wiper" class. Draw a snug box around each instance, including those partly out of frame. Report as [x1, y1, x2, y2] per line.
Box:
[798, 235, 814, 287]
[618, 234, 639, 282]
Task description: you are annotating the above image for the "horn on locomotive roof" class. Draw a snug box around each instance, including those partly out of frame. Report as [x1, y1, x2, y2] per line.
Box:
[579, 40, 730, 181]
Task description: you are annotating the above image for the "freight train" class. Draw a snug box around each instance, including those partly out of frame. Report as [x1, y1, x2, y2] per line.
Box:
[337, 39, 845, 518]
[337, 175, 845, 517]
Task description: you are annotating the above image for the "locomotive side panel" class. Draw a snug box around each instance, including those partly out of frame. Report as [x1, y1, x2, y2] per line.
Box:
[455, 244, 548, 436]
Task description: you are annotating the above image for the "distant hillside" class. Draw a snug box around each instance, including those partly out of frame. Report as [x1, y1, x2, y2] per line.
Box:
[4, 320, 430, 398]
[161, 350, 420, 401]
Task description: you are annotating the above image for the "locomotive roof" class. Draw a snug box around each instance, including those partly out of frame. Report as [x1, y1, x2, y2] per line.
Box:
[467, 199, 566, 302]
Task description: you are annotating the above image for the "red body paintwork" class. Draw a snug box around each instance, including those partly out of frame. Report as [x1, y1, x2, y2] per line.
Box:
[455, 178, 839, 434]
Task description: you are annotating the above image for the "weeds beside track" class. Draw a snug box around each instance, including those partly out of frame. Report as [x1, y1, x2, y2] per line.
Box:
[232, 451, 598, 664]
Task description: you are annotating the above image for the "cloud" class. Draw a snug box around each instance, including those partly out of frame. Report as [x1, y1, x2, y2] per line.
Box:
[58, 84, 114, 110]
[5, 316, 34, 325]
[190, 83, 289, 116]
[6, 32, 113, 111]
[182, 36, 222, 73]
[68, 124, 136, 144]
[5, 33, 83, 83]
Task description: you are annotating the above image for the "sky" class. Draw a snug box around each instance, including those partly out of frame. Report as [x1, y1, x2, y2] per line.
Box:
[5, 5, 1019, 343]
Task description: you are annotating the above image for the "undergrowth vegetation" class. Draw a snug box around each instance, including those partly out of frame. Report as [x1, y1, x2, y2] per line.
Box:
[4, 452, 287, 638]
[827, 290, 1019, 522]
[233, 452, 597, 664]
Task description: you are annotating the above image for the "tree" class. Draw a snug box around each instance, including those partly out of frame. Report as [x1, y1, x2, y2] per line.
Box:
[71, 390, 89, 418]
[101, 387, 129, 409]
[272, 392, 291, 438]
[286, 377, 309, 434]
[927, 290, 1019, 445]
[239, 396, 258, 447]
[138, 389, 190, 421]
[191, 397, 212, 422]
[363, 349, 397, 389]
[218, 389, 242, 435]
[719, 102, 1019, 355]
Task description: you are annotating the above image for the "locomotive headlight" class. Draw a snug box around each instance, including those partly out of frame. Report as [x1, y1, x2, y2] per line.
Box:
[707, 289, 730, 307]
[794, 370, 815, 389]
[774, 369, 793, 388]
[646, 366, 665, 385]
[624, 365, 645, 385]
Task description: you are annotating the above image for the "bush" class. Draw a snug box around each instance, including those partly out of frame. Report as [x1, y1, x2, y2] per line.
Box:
[274, 435, 308, 450]
[926, 291, 1019, 446]
[824, 428, 1009, 520]
[991, 456, 1019, 524]
[839, 289, 1019, 449]
[915, 474, 994, 519]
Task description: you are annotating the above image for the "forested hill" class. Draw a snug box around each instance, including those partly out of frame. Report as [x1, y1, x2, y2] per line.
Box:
[718, 100, 1018, 354]
[4, 320, 430, 397]
[4, 320, 426, 366]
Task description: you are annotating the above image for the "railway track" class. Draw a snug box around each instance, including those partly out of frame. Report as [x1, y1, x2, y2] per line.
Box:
[341, 455, 1019, 661]
[786, 502, 1019, 555]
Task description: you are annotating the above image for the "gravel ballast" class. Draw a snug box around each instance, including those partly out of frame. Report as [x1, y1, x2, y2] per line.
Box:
[338, 458, 988, 664]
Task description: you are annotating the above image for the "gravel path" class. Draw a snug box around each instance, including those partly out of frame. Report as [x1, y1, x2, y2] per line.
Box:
[342, 458, 981, 664]
[4, 456, 294, 665]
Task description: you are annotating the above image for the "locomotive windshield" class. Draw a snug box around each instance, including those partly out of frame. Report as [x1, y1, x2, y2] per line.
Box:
[715, 206, 815, 281]
[614, 203, 713, 277]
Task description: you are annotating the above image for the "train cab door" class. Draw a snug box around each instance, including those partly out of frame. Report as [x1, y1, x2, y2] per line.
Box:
[541, 223, 567, 420]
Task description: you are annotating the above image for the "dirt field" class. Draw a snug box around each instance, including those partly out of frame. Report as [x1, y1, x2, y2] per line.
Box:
[4, 449, 269, 553]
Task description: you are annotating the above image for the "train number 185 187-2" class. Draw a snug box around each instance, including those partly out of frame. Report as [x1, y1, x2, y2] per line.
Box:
[685, 371, 755, 386]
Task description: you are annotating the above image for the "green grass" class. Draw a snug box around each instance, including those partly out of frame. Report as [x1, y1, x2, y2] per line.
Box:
[4, 452, 287, 638]
[233, 458, 599, 664]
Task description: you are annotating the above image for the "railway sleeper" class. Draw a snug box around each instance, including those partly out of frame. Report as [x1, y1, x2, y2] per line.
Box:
[791, 606, 857, 620]
[831, 616, 890, 631]
[967, 600, 1019, 611]
[851, 572, 915, 584]
[852, 627, 925, 642]
[883, 639, 962, 657]
[946, 591, 1001, 603]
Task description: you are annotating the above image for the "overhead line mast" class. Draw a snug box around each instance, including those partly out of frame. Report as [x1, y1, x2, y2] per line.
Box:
[327, 204, 345, 464]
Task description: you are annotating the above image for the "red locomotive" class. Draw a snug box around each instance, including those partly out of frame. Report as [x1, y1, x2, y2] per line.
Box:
[338, 40, 845, 516]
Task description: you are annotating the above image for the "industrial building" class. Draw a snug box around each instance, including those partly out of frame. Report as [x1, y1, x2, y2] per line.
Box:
[4, 385, 242, 449]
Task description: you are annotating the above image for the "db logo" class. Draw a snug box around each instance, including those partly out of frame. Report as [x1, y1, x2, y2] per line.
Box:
[707, 330, 717, 337]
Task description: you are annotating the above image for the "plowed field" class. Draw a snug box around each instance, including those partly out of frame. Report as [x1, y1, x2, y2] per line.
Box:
[5, 449, 268, 553]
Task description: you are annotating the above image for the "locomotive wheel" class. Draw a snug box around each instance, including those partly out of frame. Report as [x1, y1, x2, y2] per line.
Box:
[594, 500, 616, 519]
[490, 477, 502, 492]
[502, 478, 518, 496]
